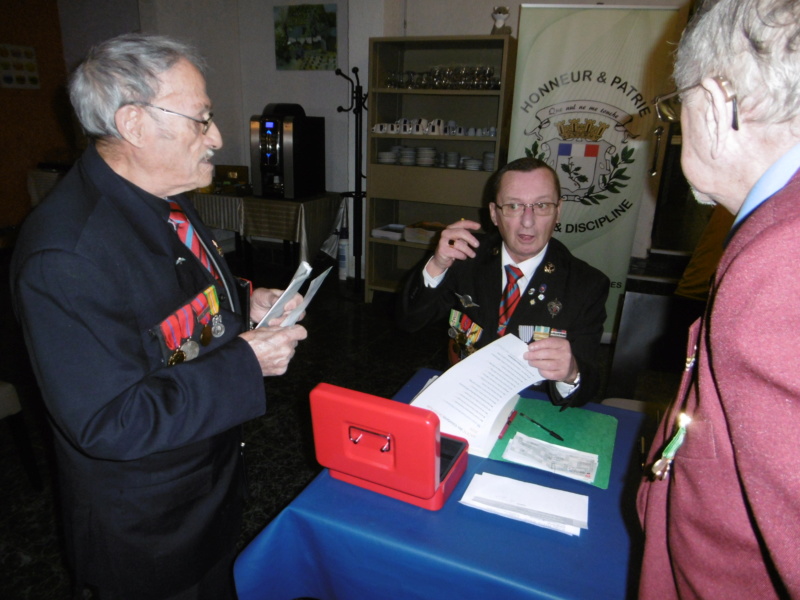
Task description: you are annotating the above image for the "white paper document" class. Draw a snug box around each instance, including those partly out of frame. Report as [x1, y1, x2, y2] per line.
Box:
[256, 261, 312, 328]
[502, 432, 599, 484]
[280, 266, 331, 326]
[411, 335, 545, 457]
[460, 472, 588, 536]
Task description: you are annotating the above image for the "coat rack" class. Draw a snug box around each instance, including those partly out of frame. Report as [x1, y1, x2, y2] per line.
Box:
[335, 66, 367, 294]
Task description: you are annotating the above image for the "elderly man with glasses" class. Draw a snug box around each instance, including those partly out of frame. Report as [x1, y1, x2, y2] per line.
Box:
[397, 157, 610, 408]
[638, 1, 800, 598]
[10, 34, 308, 599]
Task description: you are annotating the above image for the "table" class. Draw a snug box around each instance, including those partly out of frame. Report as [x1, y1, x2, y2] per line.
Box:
[234, 369, 648, 600]
[189, 192, 342, 264]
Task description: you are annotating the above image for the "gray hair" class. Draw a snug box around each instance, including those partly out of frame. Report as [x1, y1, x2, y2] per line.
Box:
[674, 0, 800, 125]
[69, 33, 206, 140]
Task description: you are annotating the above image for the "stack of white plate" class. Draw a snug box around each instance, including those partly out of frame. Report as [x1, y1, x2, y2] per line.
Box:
[445, 151, 460, 168]
[464, 158, 483, 171]
[378, 151, 397, 164]
[483, 152, 495, 171]
[399, 147, 417, 166]
[416, 147, 436, 167]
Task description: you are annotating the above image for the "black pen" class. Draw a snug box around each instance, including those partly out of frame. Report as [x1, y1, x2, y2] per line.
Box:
[518, 413, 564, 441]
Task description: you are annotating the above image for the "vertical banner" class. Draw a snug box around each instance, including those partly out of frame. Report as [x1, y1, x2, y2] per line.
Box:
[509, 3, 688, 336]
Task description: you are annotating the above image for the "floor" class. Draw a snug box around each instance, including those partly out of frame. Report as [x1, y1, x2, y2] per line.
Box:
[0, 241, 680, 599]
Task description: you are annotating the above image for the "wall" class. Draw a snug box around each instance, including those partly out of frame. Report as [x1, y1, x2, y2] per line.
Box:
[57, 0, 141, 71]
[0, 0, 74, 228]
[46, 0, 687, 258]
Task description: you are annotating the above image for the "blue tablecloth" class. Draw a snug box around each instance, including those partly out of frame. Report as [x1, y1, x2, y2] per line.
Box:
[235, 369, 646, 600]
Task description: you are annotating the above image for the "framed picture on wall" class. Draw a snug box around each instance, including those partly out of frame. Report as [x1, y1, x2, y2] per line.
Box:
[274, 4, 337, 71]
[0, 44, 40, 89]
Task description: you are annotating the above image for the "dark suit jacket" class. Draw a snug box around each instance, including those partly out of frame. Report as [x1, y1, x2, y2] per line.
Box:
[10, 144, 266, 597]
[397, 233, 609, 406]
[637, 168, 800, 599]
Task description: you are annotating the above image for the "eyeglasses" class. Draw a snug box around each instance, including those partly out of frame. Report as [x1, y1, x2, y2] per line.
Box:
[139, 102, 214, 135]
[653, 76, 739, 131]
[495, 201, 559, 217]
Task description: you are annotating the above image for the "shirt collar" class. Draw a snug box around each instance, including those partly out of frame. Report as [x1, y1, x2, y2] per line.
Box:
[734, 141, 800, 228]
[502, 243, 549, 282]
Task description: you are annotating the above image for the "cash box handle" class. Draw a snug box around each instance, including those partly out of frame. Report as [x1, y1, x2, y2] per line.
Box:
[349, 426, 391, 453]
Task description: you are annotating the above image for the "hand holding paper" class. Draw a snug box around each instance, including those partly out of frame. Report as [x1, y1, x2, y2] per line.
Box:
[256, 262, 313, 328]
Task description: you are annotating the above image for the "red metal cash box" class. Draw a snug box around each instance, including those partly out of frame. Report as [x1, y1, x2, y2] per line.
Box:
[310, 383, 469, 510]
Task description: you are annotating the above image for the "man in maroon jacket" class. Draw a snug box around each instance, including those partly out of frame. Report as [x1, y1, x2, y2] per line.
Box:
[638, 1, 800, 598]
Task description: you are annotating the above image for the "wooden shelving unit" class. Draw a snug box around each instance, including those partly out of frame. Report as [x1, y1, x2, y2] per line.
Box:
[365, 35, 516, 301]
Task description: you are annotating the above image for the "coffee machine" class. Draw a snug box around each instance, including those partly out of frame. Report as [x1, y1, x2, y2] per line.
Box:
[249, 103, 326, 199]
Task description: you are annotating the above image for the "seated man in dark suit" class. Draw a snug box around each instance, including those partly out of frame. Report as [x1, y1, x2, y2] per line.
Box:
[397, 157, 609, 407]
[10, 34, 307, 599]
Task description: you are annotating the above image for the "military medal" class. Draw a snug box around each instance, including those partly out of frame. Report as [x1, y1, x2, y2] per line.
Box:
[203, 286, 225, 337]
[211, 314, 225, 337]
[533, 325, 551, 341]
[447, 308, 482, 355]
[180, 339, 200, 361]
[544, 262, 555, 274]
[518, 325, 534, 343]
[168, 349, 186, 366]
[547, 298, 562, 318]
[160, 306, 195, 367]
[455, 292, 479, 308]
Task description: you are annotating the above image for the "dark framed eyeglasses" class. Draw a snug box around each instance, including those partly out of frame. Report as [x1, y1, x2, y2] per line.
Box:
[139, 102, 214, 135]
[495, 201, 559, 217]
[653, 76, 738, 131]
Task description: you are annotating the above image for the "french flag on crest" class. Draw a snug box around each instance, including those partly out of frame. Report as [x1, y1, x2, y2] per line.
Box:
[558, 143, 599, 157]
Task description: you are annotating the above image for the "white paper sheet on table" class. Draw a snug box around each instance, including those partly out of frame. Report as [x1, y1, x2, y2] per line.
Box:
[460, 472, 588, 536]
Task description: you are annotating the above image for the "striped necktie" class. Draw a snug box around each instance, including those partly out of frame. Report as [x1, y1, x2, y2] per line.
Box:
[168, 201, 219, 279]
[498, 264, 524, 336]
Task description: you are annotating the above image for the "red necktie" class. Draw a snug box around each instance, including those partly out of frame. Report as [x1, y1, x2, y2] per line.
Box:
[168, 201, 219, 279]
[498, 264, 523, 336]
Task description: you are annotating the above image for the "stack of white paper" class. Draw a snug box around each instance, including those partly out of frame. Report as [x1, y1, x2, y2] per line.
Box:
[460, 472, 589, 536]
[411, 335, 544, 457]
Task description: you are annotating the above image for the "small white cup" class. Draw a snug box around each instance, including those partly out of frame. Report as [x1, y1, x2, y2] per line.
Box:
[467, 127, 476, 136]
[428, 123, 440, 135]
[413, 123, 426, 134]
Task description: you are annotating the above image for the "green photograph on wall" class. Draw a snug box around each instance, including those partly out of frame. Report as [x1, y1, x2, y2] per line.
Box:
[274, 4, 337, 71]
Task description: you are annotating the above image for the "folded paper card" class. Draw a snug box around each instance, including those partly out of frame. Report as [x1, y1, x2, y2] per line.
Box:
[460, 472, 589, 536]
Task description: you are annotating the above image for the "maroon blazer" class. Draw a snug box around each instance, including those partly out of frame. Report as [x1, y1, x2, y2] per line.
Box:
[637, 169, 800, 598]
